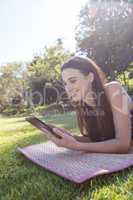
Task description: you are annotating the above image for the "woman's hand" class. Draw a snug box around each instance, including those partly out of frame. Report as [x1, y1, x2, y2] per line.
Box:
[42, 123, 79, 150]
[40, 124, 78, 150]
[49, 127, 79, 150]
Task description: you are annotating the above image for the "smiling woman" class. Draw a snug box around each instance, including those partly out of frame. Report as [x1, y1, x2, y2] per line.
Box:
[44, 56, 133, 153]
[54, 57, 132, 153]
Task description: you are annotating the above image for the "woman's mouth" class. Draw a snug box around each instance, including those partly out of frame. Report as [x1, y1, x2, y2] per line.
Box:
[71, 90, 79, 98]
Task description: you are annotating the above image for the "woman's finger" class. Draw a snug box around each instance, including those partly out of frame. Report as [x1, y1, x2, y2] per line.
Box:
[41, 127, 50, 134]
[53, 128, 70, 138]
[47, 123, 57, 129]
[49, 123, 71, 134]
[41, 127, 54, 139]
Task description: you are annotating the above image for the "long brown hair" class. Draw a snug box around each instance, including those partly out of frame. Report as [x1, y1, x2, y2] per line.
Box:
[61, 56, 115, 142]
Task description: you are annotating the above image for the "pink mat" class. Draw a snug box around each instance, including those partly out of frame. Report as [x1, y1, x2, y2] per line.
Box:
[18, 141, 133, 183]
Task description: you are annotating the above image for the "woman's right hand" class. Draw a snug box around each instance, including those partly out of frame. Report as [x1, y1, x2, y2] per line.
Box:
[40, 123, 70, 140]
[47, 123, 72, 136]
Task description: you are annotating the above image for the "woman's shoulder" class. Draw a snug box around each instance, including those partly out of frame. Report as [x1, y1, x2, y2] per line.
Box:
[104, 81, 124, 106]
[104, 81, 133, 110]
[104, 81, 122, 96]
[104, 81, 130, 97]
[104, 81, 121, 88]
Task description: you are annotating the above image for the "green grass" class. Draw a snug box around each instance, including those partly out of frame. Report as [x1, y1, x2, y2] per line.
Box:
[0, 113, 133, 200]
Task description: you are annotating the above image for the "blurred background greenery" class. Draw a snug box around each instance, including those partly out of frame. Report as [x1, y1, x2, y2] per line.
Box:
[0, 0, 133, 117]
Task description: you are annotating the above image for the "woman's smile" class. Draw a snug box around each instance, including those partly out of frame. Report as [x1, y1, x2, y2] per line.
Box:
[70, 89, 80, 97]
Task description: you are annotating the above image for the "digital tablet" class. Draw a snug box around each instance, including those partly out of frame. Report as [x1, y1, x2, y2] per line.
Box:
[26, 116, 62, 139]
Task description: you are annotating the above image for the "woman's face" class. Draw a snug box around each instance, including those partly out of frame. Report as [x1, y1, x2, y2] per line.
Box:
[62, 68, 94, 103]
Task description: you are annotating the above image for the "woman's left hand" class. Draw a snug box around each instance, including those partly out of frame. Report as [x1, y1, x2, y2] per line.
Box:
[47, 127, 79, 150]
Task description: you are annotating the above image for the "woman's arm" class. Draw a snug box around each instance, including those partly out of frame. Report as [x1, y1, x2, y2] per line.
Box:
[73, 135, 91, 142]
[47, 82, 132, 153]
[75, 82, 132, 154]
[75, 138, 131, 153]
[47, 126, 131, 153]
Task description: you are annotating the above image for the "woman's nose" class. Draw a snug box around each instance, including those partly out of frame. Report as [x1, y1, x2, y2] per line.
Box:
[65, 84, 73, 92]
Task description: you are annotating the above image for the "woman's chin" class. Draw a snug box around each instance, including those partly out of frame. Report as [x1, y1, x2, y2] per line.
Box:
[71, 96, 82, 104]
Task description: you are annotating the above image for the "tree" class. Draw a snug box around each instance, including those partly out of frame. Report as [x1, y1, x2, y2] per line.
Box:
[0, 63, 23, 110]
[75, 1, 133, 80]
[27, 40, 72, 105]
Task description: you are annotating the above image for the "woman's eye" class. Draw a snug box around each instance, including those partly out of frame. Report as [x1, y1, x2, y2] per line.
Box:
[63, 79, 77, 87]
[63, 82, 67, 86]
[70, 80, 76, 84]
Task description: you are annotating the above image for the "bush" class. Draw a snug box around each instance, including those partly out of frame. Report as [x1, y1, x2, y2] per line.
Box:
[2, 106, 18, 116]
[17, 105, 32, 115]
[34, 105, 48, 114]
[128, 88, 133, 97]
[42, 103, 64, 116]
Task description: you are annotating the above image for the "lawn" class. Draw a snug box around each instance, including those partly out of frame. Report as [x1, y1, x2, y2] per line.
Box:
[0, 113, 133, 200]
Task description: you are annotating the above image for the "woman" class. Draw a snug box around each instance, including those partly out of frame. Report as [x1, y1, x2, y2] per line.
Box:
[43, 56, 133, 153]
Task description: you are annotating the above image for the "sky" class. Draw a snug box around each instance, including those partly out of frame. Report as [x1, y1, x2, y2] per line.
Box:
[0, 0, 88, 66]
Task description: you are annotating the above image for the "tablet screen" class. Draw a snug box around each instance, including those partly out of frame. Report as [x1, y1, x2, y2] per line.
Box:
[26, 116, 62, 139]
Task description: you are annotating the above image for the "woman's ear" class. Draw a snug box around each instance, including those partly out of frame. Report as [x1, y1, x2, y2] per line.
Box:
[88, 72, 94, 83]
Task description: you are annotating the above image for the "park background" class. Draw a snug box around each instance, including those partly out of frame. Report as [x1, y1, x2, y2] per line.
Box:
[0, 0, 133, 199]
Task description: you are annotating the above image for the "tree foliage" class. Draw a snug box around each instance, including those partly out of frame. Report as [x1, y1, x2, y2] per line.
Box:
[0, 40, 72, 112]
[24, 40, 72, 105]
[0, 63, 23, 109]
[75, 0, 133, 80]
